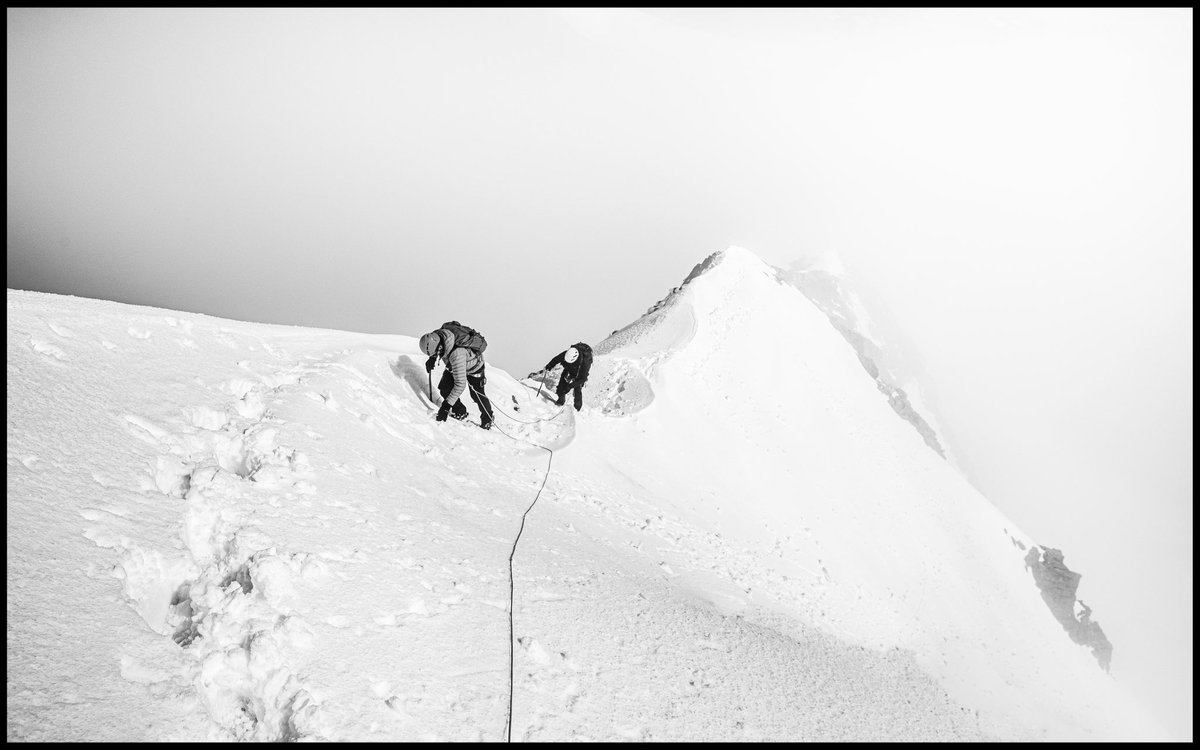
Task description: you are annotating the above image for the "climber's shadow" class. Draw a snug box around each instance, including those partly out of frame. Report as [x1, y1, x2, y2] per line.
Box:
[390, 355, 439, 407]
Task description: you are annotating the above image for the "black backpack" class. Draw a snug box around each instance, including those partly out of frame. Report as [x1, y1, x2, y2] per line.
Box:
[440, 321, 487, 354]
[572, 342, 593, 378]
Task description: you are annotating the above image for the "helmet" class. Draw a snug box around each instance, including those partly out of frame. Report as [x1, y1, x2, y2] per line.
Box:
[564, 347, 579, 364]
[419, 332, 441, 357]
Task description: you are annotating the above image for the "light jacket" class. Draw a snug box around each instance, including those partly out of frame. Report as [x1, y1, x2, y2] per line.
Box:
[436, 328, 484, 405]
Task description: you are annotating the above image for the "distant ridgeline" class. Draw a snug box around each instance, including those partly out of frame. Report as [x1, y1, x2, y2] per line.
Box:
[777, 267, 946, 459]
[783, 259, 1114, 673]
[1007, 534, 1114, 671]
[781, 260, 1116, 672]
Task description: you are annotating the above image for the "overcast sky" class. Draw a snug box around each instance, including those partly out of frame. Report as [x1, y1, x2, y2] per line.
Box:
[6, 8, 1192, 740]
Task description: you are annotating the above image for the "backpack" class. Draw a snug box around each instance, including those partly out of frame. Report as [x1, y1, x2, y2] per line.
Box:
[440, 321, 488, 354]
[572, 342, 593, 378]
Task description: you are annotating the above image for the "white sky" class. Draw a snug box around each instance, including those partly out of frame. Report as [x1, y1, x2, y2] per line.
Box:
[5, 258, 1170, 739]
[6, 8, 1192, 740]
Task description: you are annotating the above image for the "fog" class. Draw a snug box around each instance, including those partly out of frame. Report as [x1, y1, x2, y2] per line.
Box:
[6, 8, 1191, 740]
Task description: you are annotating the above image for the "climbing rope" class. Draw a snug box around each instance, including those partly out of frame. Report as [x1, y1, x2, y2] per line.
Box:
[430, 358, 572, 740]
[425, 356, 581, 739]
[463, 380, 557, 742]
[490, 381, 567, 425]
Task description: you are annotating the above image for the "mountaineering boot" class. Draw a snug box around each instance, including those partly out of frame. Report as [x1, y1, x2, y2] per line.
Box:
[451, 401, 468, 420]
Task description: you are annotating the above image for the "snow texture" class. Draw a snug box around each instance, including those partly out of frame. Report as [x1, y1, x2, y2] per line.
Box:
[6, 248, 1169, 741]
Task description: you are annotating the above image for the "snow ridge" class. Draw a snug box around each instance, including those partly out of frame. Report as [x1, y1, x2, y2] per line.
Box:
[593, 246, 948, 459]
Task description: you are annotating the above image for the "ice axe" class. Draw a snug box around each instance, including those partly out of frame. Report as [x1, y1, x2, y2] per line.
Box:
[426, 343, 441, 403]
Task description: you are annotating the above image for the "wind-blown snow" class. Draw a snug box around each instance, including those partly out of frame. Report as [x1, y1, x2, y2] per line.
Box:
[6, 250, 1168, 741]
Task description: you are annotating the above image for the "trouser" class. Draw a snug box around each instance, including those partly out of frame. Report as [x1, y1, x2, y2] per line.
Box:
[555, 375, 584, 411]
[438, 367, 493, 423]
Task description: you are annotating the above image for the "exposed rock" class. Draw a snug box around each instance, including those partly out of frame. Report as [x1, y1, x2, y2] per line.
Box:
[1024, 546, 1113, 671]
[876, 377, 946, 458]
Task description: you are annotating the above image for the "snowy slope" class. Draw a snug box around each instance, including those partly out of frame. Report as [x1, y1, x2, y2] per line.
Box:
[570, 247, 1169, 739]
[6, 253, 1167, 741]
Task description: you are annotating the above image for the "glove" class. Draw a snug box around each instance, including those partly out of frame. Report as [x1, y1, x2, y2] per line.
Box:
[435, 401, 450, 422]
[425, 355, 437, 373]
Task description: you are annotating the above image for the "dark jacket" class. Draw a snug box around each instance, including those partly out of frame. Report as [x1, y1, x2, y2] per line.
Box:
[545, 345, 592, 385]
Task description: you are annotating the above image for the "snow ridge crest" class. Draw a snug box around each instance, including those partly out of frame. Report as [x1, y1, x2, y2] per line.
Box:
[679, 246, 774, 288]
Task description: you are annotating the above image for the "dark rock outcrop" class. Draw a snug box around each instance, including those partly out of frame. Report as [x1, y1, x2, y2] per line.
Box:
[1024, 546, 1113, 671]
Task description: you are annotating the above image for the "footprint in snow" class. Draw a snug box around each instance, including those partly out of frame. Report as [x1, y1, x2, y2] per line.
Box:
[28, 337, 67, 361]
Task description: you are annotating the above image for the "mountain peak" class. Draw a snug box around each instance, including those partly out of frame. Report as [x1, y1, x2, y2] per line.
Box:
[596, 244, 951, 461]
[595, 247, 777, 358]
[681, 245, 775, 287]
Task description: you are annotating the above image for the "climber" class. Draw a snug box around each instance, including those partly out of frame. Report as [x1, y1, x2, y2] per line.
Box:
[420, 321, 493, 430]
[539, 342, 592, 411]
